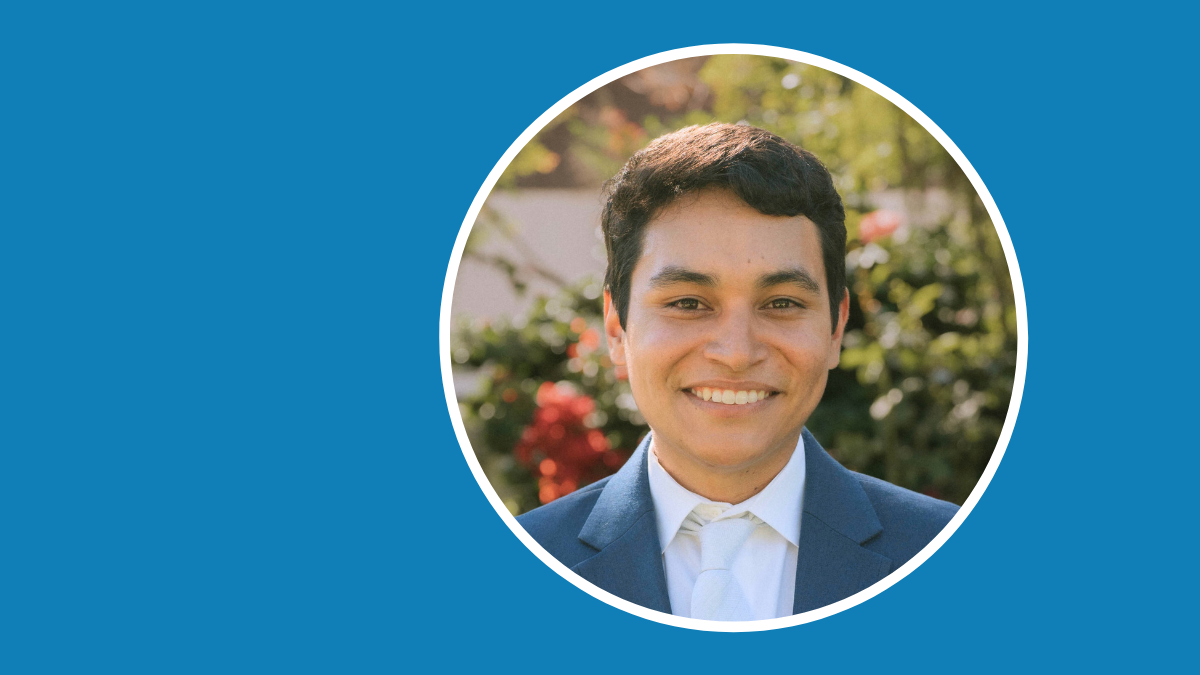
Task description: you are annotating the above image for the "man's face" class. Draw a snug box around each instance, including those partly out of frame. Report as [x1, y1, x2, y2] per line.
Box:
[604, 188, 848, 476]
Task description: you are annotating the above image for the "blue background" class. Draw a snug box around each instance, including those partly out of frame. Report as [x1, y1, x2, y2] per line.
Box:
[3, 3, 1195, 672]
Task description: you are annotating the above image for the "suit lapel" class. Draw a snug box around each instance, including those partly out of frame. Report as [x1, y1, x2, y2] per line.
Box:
[794, 429, 893, 614]
[572, 435, 671, 614]
[569, 430, 892, 616]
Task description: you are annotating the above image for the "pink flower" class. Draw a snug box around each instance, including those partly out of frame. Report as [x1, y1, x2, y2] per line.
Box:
[859, 210, 902, 243]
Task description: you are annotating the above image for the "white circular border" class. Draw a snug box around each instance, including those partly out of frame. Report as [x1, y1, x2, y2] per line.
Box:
[439, 44, 1027, 632]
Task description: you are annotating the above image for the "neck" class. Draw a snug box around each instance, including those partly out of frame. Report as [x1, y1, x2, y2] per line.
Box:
[651, 433, 800, 504]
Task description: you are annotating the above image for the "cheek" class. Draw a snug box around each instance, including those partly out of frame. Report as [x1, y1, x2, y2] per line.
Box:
[633, 326, 692, 355]
[771, 328, 835, 372]
[625, 321, 699, 383]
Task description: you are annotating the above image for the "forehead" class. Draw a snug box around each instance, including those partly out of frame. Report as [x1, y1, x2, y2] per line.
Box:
[633, 189, 825, 286]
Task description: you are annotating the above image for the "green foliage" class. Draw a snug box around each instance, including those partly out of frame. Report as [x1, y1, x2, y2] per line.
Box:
[809, 221, 1016, 503]
[699, 55, 964, 195]
[452, 281, 646, 515]
[496, 140, 562, 190]
[459, 55, 1016, 512]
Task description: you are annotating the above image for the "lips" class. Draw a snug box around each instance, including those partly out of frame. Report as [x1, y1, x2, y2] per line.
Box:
[688, 387, 775, 405]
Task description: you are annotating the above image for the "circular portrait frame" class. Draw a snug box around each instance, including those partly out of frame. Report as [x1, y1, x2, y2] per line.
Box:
[439, 44, 1028, 632]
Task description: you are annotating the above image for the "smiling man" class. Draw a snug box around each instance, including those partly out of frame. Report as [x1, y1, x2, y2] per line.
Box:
[517, 123, 958, 621]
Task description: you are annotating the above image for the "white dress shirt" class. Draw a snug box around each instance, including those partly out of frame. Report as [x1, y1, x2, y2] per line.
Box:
[647, 437, 806, 620]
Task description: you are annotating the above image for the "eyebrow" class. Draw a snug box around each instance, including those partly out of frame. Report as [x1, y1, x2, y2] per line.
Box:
[647, 264, 822, 294]
[648, 265, 716, 289]
[757, 267, 821, 294]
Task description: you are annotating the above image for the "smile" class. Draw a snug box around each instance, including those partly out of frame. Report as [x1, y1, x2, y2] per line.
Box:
[688, 387, 776, 405]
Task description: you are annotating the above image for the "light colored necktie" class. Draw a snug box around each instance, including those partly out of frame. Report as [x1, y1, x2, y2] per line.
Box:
[685, 506, 759, 621]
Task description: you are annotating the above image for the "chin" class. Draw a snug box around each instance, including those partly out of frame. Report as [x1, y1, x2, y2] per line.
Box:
[677, 432, 777, 470]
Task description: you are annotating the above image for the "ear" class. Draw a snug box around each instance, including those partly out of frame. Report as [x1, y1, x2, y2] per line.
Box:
[602, 289, 627, 367]
[826, 288, 851, 370]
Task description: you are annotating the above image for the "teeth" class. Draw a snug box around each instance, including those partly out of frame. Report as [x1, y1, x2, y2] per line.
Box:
[690, 388, 774, 405]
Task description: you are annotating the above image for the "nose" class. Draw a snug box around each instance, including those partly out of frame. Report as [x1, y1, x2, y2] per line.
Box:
[703, 304, 767, 372]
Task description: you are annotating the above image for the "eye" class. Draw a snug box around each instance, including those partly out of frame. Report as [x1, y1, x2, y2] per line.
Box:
[765, 298, 803, 310]
[669, 298, 703, 310]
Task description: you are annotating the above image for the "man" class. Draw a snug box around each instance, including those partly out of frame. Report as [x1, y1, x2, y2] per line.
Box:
[516, 123, 958, 620]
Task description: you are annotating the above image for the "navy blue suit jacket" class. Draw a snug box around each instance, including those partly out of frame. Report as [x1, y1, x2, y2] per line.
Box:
[517, 428, 959, 615]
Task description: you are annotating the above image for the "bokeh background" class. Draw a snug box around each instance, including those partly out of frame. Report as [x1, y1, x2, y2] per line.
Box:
[450, 55, 1017, 516]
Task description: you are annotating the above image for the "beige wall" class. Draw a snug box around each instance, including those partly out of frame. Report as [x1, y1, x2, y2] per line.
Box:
[451, 188, 608, 323]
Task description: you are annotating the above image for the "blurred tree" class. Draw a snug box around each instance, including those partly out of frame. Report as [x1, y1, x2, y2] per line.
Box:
[454, 55, 1016, 512]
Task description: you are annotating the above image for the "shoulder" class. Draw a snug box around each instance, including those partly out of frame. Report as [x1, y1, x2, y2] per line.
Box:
[515, 476, 611, 566]
[853, 472, 959, 567]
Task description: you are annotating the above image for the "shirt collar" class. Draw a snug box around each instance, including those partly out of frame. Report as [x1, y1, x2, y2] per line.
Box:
[646, 435, 806, 552]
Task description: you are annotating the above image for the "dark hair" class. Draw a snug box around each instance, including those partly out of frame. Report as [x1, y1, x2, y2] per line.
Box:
[601, 122, 846, 331]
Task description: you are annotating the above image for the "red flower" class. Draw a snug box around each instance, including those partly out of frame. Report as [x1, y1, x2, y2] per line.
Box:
[859, 209, 902, 243]
[578, 328, 600, 350]
[515, 381, 628, 504]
